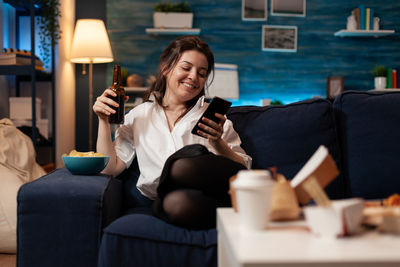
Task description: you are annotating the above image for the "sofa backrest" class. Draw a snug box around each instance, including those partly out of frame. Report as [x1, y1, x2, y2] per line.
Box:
[227, 98, 345, 200]
[333, 91, 400, 199]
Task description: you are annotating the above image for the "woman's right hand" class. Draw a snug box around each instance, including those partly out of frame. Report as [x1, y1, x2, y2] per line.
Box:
[93, 89, 118, 121]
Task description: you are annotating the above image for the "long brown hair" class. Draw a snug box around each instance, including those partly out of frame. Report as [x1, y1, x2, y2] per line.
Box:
[144, 36, 215, 111]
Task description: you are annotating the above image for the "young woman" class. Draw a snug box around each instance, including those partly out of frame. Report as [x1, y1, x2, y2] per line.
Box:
[93, 36, 251, 229]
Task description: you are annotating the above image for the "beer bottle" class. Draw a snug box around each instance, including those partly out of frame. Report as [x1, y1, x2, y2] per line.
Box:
[108, 65, 125, 124]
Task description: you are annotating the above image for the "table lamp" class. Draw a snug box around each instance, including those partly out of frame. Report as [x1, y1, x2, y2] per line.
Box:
[70, 19, 114, 150]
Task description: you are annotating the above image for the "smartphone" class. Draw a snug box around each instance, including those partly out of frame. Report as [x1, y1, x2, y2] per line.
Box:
[191, 96, 232, 137]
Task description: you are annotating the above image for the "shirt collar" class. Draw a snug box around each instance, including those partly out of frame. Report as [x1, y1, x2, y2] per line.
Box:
[149, 92, 205, 108]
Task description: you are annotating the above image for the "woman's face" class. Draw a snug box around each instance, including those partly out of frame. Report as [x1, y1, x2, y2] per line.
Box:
[164, 50, 209, 104]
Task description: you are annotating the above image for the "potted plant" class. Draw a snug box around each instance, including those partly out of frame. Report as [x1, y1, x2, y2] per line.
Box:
[153, 2, 193, 29]
[37, 0, 62, 65]
[270, 99, 283, 105]
[372, 65, 387, 90]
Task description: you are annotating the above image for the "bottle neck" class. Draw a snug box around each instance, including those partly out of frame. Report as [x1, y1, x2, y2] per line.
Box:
[112, 66, 121, 89]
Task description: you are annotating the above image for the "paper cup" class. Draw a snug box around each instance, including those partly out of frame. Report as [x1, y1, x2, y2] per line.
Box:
[233, 170, 275, 232]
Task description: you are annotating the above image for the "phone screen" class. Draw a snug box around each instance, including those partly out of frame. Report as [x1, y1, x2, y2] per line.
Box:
[191, 97, 232, 137]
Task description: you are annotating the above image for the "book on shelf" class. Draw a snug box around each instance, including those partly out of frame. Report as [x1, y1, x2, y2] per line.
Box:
[387, 68, 393, 89]
[290, 145, 339, 205]
[397, 68, 400, 89]
[353, 7, 360, 30]
[0, 48, 44, 67]
[392, 69, 397, 89]
[359, 5, 365, 30]
[365, 8, 370, 31]
[369, 8, 374, 30]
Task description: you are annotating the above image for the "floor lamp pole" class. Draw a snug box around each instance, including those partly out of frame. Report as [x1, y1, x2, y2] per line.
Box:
[88, 61, 93, 151]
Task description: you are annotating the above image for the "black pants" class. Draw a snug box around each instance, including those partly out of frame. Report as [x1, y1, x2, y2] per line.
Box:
[152, 144, 246, 229]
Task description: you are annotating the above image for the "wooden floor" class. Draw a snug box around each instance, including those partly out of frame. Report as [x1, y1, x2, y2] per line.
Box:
[0, 254, 16, 267]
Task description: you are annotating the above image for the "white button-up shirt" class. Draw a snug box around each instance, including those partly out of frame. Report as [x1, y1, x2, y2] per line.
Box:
[114, 95, 252, 199]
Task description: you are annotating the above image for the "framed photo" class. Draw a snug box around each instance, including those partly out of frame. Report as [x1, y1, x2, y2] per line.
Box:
[327, 76, 344, 100]
[262, 25, 297, 52]
[271, 0, 306, 17]
[242, 0, 267, 21]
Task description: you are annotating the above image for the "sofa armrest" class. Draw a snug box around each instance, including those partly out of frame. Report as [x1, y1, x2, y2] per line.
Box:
[17, 168, 122, 267]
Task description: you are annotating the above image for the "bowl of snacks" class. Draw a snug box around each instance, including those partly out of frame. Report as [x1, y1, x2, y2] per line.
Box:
[62, 150, 110, 175]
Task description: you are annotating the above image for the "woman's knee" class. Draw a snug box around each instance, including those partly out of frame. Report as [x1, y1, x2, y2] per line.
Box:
[169, 158, 198, 184]
[162, 189, 216, 229]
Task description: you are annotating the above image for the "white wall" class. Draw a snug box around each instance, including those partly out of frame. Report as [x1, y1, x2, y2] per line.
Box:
[55, 0, 76, 167]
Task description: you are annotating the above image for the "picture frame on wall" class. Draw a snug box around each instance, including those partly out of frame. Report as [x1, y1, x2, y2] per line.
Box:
[242, 0, 267, 21]
[327, 76, 344, 100]
[271, 0, 306, 17]
[262, 25, 297, 52]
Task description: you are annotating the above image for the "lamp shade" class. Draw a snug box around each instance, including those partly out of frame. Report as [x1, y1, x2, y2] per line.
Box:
[70, 19, 114, 64]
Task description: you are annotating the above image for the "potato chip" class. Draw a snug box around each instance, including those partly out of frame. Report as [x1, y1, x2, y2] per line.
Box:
[66, 150, 107, 157]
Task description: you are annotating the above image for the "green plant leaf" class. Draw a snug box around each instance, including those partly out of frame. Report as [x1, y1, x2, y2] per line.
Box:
[37, 0, 62, 65]
[372, 65, 387, 77]
[154, 2, 192, 12]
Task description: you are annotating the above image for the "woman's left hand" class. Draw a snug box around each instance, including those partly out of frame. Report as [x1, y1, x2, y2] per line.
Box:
[196, 113, 226, 145]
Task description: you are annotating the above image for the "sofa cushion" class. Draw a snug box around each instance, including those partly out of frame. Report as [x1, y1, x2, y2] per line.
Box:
[333, 91, 400, 199]
[98, 214, 217, 267]
[119, 158, 153, 210]
[227, 98, 345, 200]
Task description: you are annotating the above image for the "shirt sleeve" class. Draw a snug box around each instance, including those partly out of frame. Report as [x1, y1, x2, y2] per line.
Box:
[222, 118, 252, 169]
[114, 111, 136, 169]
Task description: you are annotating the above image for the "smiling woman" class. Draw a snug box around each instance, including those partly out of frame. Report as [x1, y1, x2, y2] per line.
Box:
[92, 35, 252, 229]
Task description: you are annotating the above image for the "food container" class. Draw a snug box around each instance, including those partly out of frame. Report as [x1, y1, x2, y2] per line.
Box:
[304, 198, 364, 238]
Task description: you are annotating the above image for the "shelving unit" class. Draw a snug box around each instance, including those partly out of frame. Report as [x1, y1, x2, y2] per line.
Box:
[2, 0, 56, 166]
[124, 87, 147, 110]
[334, 29, 395, 37]
[145, 28, 201, 35]
[125, 86, 147, 93]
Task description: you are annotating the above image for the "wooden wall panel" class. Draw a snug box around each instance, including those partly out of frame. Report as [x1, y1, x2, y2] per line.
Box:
[107, 0, 400, 105]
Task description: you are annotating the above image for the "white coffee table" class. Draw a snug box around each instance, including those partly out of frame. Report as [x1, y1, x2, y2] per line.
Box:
[217, 208, 400, 267]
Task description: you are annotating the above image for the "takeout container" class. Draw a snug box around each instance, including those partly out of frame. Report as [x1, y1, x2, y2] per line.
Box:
[290, 147, 339, 205]
[304, 198, 364, 238]
[364, 206, 400, 234]
[269, 174, 300, 221]
[380, 211, 400, 234]
[62, 155, 110, 175]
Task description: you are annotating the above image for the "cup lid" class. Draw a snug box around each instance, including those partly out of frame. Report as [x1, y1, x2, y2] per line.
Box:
[233, 169, 274, 189]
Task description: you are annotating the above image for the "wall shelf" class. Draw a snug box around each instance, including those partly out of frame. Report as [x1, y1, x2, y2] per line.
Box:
[125, 87, 147, 93]
[370, 88, 400, 92]
[145, 28, 201, 35]
[334, 29, 395, 37]
[0, 65, 50, 77]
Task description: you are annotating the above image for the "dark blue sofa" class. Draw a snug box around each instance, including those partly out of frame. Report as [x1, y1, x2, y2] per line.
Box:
[17, 91, 400, 267]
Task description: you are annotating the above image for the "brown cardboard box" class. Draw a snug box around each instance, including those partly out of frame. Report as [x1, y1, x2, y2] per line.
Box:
[290, 145, 339, 205]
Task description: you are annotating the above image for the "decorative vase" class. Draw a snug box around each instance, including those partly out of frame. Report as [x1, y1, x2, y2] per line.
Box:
[153, 12, 193, 29]
[374, 77, 387, 90]
[373, 17, 380, 31]
[126, 74, 144, 87]
[346, 15, 357, 31]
